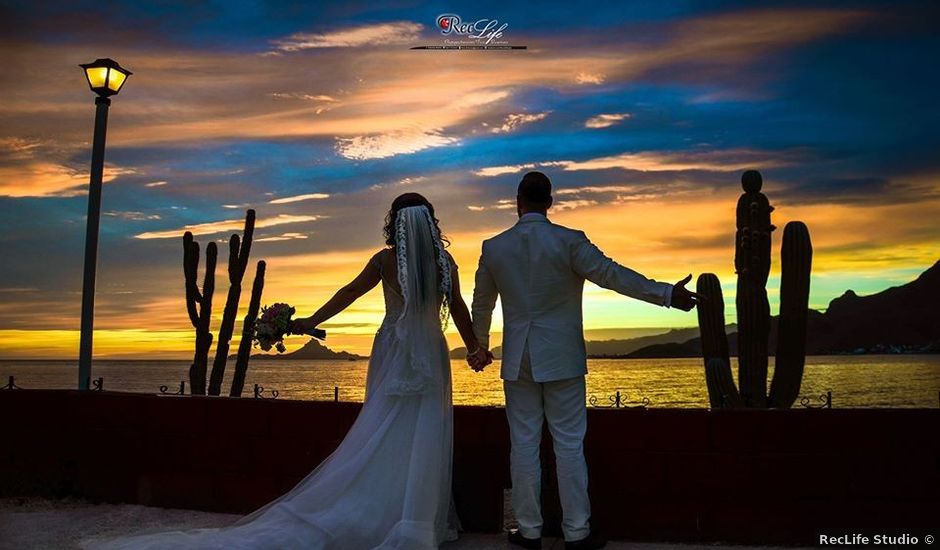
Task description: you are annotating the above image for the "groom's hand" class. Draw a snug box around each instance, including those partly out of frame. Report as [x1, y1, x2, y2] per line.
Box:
[467, 347, 493, 372]
[671, 274, 702, 312]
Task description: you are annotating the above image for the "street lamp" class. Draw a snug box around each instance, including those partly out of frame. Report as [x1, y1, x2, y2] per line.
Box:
[77, 58, 131, 390]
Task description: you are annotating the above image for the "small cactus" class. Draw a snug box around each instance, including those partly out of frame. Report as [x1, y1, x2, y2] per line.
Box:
[230, 260, 266, 398]
[696, 273, 742, 408]
[697, 171, 813, 409]
[183, 232, 217, 395]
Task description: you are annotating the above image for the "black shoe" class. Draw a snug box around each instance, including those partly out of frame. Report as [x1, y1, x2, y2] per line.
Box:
[565, 532, 607, 550]
[507, 529, 542, 549]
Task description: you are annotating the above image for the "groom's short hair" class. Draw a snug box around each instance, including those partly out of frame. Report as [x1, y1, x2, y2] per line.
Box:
[518, 171, 552, 207]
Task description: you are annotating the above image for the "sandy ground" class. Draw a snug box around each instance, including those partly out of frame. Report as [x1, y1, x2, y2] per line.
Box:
[0, 497, 808, 550]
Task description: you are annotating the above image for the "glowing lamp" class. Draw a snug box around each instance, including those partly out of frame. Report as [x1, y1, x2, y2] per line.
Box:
[79, 58, 131, 97]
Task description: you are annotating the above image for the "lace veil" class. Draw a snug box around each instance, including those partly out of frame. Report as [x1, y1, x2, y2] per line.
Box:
[386, 205, 452, 395]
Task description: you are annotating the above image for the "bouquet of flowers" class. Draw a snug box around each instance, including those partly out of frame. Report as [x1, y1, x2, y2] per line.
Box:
[253, 302, 325, 353]
[254, 303, 294, 353]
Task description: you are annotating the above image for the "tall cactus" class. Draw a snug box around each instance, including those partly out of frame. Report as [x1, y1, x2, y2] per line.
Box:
[183, 232, 217, 395]
[230, 260, 266, 398]
[207, 210, 256, 396]
[735, 170, 775, 407]
[697, 171, 813, 408]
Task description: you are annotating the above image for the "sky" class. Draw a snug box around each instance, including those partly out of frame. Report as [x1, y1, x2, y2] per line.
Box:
[0, 0, 938, 359]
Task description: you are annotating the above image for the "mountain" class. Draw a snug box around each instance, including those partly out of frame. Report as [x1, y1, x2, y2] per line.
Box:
[585, 326, 718, 356]
[629, 260, 940, 357]
[623, 340, 701, 359]
[449, 327, 731, 359]
[235, 338, 366, 361]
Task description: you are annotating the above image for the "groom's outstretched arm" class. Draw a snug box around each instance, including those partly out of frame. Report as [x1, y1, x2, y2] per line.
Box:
[471, 244, 499, 350]
[571, 231, 673, 307]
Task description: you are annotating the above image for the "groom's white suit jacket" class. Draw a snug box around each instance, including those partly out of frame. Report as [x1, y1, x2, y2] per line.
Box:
[472, 213, 673, 382]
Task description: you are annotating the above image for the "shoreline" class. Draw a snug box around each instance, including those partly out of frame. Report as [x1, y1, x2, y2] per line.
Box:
[3, 352, 940, 362]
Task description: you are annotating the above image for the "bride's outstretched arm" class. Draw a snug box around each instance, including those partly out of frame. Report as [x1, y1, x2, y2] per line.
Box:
[448, 260, 482, 354]
[292, 252, 382, 333]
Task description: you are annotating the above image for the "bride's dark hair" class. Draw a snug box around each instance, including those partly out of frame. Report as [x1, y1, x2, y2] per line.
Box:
[383, 193, 450, 248]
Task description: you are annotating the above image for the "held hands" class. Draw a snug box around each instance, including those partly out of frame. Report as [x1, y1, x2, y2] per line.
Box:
[466, 346, 494, 372]
[671, 274, 703, 312]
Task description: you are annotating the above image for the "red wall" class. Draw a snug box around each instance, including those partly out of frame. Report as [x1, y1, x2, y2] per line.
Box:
[1, 390, 937, 544]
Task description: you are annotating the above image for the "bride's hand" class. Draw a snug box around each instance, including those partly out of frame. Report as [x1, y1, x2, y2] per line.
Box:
[290, 317, 311, 335]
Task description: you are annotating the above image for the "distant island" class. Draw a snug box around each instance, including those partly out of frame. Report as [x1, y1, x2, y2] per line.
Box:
[233, 338, 367, 361]
[450, 260, 940, 359]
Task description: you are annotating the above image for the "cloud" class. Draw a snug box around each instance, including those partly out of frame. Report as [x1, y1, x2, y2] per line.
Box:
[134, 214, 319, 240]
[335, 128, 459, 160]
[0, 162, 136, 198]
[575, 72, 605, 85]
[369, 175, 428, 190]
[269, 193, 331, 204]
[269, 93, 337, 102]
[104, 211, 162, 221]
[0, 137, 43, 160]
[268, 92, 338, 114]
[554, 199, 599, 211]
[144, 181, 167, 187]
[584, 113, 631, 129]
[474, 161, 567, 177]
[472, 148, 804, 182]
[491, 112, 550, 134]
[451, 89, 511, 109]
[557, 148, 802, 173]
[556, 185, 640, 196]
[255, 232, 310, 242]
[270, 22, 424, 52]
[474, 163, 538, 177]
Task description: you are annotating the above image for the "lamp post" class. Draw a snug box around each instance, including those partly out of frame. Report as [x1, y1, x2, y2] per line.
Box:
[77, 58, 131, 390]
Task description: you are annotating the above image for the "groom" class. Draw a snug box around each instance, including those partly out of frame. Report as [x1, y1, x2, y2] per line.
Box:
[469, 171, 698, 550]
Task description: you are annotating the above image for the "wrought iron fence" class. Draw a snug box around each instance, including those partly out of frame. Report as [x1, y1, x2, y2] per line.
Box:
[800, 390, 833, 409]
[253, 384, 279, 399]
[588, 390, 650, 409]
[159, 381, 186, 395]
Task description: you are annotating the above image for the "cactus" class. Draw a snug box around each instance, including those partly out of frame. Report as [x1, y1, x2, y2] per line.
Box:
[207, 210, 256, 396]
[230, 260, 266, 398]
[769, 221, 813, 407]
[735, 170, 775, 407]
[696, 274, 742, 408]
[183, 232, 217, 395]
[697, 171, 813, 408]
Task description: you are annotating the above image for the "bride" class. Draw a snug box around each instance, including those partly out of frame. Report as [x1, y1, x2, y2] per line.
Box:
[82, 193, 490, 549]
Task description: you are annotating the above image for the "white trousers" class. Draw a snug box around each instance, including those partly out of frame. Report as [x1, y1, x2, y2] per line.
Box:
[503, 349, 590, 542]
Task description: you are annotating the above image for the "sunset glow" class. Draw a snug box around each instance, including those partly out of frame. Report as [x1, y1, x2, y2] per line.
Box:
[0, 1, 937, 359]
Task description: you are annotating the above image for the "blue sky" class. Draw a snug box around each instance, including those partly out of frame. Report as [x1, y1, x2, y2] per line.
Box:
[0, 0, 937, 357]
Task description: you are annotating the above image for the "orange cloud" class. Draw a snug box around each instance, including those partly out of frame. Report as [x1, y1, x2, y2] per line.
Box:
[269, 193, 331, 204]
[134, 214, 320, 239]
[0, 161, 136, 198]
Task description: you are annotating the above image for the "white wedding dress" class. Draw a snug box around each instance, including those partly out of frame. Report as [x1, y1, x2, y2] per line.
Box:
[82, 206, 459, 549]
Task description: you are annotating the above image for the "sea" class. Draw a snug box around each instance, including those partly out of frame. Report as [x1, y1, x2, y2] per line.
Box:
[2, 355, 939, 408]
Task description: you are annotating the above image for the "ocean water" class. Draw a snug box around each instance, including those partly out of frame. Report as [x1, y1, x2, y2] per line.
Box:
[2, 355, 938, 408]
